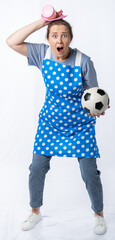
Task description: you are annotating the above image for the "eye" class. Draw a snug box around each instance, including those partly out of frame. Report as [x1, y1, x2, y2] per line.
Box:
[62, 34, 67, 38]
[52, 35, 57, 38]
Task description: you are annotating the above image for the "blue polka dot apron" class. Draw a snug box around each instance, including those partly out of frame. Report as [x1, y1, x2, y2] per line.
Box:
[33, 47, 100, 158]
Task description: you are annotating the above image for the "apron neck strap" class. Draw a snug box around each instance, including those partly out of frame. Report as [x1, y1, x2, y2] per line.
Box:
[75, 49, 82, 66]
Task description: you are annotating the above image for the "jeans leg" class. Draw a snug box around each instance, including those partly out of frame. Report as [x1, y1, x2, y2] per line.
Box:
[78, 157, 103, 213]
[29, 154, 52, 208]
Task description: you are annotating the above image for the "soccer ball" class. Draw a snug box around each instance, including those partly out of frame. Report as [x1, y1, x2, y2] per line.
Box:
[81, 87, 110, 115]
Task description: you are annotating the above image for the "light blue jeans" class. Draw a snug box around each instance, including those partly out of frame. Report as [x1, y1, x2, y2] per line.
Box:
[29, 154, 103, 213]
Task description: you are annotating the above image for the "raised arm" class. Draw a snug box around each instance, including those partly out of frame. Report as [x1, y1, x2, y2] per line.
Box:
[6, 19, 49, 57]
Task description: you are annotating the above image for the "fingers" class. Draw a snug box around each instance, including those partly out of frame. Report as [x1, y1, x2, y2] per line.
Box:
[101, 112, 105, 115]
[88, 112, 105, 117]
[88, 113, 97, 117]
[88, 113, 100, 118]
[97, 113, 100, 117]
[88, 106, 110, 118]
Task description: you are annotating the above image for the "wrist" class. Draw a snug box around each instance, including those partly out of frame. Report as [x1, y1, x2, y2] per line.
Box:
[39, 18, 49, 27]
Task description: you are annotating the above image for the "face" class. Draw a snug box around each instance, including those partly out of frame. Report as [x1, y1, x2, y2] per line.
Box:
[47, 24, 72, 61]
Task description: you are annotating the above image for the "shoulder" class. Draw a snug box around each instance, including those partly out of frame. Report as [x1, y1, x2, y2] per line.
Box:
[81, 52, 90, 65]
[74, 48, 91, 64]
[69, 47, 91, 67]
[25, 42, 49, 69]
[25, 42, 49, 57]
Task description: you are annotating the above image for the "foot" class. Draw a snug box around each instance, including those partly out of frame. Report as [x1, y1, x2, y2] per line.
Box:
[94, 215, 107, 235]
[22, 211, 42, 231]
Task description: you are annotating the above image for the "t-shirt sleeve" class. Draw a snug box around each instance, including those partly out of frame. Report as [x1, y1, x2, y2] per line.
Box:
[25, 42, 49, 71]
[81, 54, 99, 90]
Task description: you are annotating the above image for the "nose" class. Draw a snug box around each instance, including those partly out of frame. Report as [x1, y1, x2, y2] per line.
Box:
[57, 36, 63, 43]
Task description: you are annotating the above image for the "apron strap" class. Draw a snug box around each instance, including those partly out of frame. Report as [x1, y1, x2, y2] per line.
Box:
[75, 49, 82, 66]
[44, 46, 51, 59]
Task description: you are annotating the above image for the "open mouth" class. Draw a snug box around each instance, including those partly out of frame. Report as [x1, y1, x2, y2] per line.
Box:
[57, 47, 64, 53]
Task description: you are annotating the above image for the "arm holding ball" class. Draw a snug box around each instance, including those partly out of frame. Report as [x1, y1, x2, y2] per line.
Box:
[81, 58, 110, 117]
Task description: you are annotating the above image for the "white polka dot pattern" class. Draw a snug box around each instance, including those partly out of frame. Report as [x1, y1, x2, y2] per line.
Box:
[33, 59, 100, 158]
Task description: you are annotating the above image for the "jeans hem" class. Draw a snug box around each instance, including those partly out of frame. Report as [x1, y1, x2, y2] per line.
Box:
[30, 202, 43, 208]
[91, 205, 103, 213]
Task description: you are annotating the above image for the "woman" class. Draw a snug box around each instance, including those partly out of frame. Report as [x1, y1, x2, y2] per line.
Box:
[6, 13, 107, 235]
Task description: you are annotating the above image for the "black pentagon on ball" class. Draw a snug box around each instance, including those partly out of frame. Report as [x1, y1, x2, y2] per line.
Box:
[84, 107, 90, 113]
[95, 101, 104, 110]
[97, 89, 105, 96]
[84, 93, 91, 101]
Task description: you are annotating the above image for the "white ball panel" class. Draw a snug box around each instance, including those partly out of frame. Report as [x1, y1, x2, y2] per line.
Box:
[81, 87, 109, 115]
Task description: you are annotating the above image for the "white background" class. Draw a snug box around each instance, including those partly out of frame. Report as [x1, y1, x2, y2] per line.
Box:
[0, 0, 115, 239]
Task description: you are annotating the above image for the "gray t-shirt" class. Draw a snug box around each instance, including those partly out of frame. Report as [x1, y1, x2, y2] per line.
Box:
[25, 42, 98, 90]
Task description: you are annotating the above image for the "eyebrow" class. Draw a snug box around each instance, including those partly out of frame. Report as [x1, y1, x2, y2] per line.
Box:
[51, 32, 69, 34]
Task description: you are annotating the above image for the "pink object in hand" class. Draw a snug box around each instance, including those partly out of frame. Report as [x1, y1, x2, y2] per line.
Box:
[41, 4, 67, 22]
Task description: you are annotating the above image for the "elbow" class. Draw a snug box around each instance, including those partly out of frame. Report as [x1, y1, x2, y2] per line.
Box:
[6, 37, 14, 48]
[6, 38, 11, 47]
